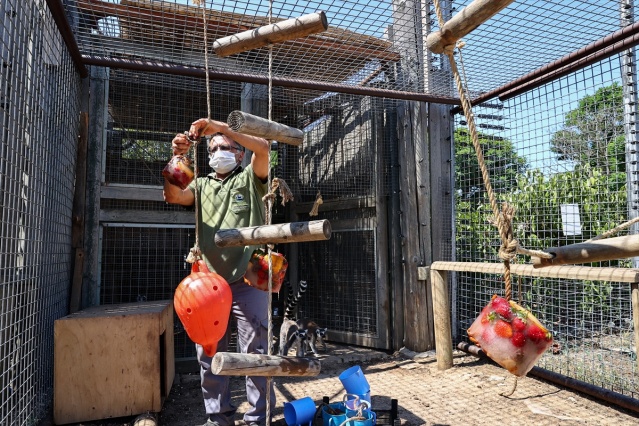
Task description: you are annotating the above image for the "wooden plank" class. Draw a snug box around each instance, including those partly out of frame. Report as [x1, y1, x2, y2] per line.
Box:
[54, 301, 174, 424]
[428, 262, 639, 283]
[214, 220, 331, 247]
[69, 249, 85, 314]
[532, 235, 639, 268]
[431, 269, 453, 370]
[213, 12, 328, 57]
[100, 209, 195, 224]
[426, 0, 515, 53]
[210, 352, 321, 376]
[292, 196, 376, 213]
[71, 112, 89, 248]
[100, 184, 164, 201]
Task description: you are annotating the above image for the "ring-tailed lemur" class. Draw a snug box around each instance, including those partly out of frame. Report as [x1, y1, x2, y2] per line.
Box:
[278, 280, 308, 356]
[297, 318, 328, 355]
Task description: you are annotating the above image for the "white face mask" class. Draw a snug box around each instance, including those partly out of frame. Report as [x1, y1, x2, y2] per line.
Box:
[209, 150, 238, 174]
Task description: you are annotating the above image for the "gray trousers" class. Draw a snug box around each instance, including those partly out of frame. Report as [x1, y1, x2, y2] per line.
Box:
[196, 279, 275, 425]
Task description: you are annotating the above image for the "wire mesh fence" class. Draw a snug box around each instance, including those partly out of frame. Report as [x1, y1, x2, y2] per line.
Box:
[454, 53, 639, 399]
[0, 1, 82, 424]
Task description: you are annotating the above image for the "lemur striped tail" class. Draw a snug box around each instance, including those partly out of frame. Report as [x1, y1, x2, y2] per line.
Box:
[284, 280, 307, 320]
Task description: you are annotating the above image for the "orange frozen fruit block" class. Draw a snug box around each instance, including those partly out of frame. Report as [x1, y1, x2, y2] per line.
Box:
[467, 294, 553, 376]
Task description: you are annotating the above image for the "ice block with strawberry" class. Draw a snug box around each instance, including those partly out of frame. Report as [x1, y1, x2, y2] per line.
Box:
[467, 294, 553, 376]
[243, 249, 288, 292]
[163, 155, 195, 190]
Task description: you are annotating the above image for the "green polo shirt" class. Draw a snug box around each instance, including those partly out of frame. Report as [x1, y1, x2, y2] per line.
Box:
[188, 164, 267, 283]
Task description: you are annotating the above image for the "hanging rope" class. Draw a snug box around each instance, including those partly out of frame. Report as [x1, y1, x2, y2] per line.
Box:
[432, 0, 553, 301]
[264, 3, 274, 424]
[186, 0, 215, 263]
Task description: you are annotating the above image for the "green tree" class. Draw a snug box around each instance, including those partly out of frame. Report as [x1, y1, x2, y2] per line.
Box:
[550, 83, 625, 174]
[455, 128, 528, 204]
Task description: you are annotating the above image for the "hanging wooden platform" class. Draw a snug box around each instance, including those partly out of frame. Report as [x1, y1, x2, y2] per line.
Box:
[210, 352, 321, 377]
[531, 234, 639, 268]
[227, 110, 304, 146]
[215, 219, 331, 248]
[213, 11, 329, 57]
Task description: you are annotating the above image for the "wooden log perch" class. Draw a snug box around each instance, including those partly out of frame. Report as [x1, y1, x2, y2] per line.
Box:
[426, 0, 515, 54]
[227, 110, 304, 146]
[214, 11, 329, 57]
[211, 352, 321, 377]
[531, 235, 639, 268]
[215, 220, 331, 248]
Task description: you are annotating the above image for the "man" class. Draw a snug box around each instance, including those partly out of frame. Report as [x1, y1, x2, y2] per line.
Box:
[164, 118, 274, 426]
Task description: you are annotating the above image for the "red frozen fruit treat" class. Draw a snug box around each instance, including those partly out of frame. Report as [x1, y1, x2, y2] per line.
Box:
[163, 155, 195, 190]
[468, 294, 553, 376]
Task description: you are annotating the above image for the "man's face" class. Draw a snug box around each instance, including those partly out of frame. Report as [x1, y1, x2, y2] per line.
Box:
[207, 135, 243, 161]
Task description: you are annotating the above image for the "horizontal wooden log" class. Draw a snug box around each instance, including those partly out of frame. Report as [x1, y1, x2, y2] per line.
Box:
[210, 352, 321, 376]
[426, 0, 515, 54]
[215, 219, 331, 248]
[428, 261, 639, 283]
[531, 235, 639, 268]
[227, 110, 304, 146]
[213, 12, 328, 57]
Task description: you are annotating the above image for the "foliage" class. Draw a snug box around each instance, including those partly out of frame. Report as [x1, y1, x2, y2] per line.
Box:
[550, 83, 625, 174]
[454, 128, 528, 205]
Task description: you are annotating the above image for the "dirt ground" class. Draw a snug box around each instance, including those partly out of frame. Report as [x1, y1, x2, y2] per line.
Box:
[50, 344, 639, 426]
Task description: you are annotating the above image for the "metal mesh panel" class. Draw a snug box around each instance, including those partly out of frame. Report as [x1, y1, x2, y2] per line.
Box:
[455, 54, 638, 398]
[296, 227, 379, 337]
[0, 1, 81, 424]
[100, 225, 197, 358]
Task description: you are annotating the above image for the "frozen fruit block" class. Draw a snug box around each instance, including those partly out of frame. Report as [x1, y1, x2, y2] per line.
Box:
[163, 155, 195, 190]
[467, 294, 553, 377]
[243, 249, 288, 293]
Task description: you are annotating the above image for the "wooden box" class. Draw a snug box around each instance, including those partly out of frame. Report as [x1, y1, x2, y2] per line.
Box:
[53, 301, 175, 425]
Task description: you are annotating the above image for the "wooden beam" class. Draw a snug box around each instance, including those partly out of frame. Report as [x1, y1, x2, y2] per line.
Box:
[428, 262, 639, 283]
[215, 220, 331, 248]
[100, 185, 164, 202]
[531, 235, 639, 268]
[227, 111, 303, 146]
[633, 283, 639, 374]
[210, 352, 321, 376]
[425, 0, 515, 54]
[431, 268, 453, 370]
[213, 12, 328, 57]
[100, 209, 195, 224]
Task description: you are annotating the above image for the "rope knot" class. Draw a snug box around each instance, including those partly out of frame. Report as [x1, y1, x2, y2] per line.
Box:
[186, 246, 201, 264]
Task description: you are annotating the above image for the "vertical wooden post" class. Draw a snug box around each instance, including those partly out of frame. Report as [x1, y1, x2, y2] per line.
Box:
[431, 268, 453, 370]
[632, 283, 639, 373]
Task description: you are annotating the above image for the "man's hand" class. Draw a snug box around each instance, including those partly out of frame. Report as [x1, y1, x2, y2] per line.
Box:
[188, 118, 225, 140]
[171, 133, 192, 156]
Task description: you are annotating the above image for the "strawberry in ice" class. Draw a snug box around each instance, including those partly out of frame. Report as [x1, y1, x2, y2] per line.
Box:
[467, 294, 553, 376]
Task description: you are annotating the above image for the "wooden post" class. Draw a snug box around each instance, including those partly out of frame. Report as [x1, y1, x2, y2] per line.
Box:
[425, 0, 515, 54]
[213, 12, 328, 57]
[227, 110, 304, 146]
[215, 220, 331, 248]
[430, 268, 453, 370]
[531, 235, 639, 268]
[211, 352, 321, 377]
[633, 283, 639, 374]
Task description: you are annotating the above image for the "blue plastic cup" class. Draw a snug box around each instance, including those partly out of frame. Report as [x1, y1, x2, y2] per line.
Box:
[343, 409, 376, 426]
[339, 365, 370, 395]
[322, 402, 347, 426]
[284, 396, 316, 426]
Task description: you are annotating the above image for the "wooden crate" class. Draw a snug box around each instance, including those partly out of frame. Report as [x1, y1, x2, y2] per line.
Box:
[53, 301, 175, 425]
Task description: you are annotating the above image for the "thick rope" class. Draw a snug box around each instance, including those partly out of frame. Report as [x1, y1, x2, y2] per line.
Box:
[309, 191, 323, 216]
[265, 3, 274, 424]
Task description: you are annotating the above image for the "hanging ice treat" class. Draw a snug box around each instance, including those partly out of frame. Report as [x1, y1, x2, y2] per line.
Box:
[162, 154, 194, 190]
[467, 294, 553, 377]
[174, 260, 232, 356]
[243, 248, 288, 292]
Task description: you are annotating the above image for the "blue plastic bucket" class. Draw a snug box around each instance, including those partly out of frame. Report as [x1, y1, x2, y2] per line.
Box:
[339, 365, 370, 395]
[322, 402, 347, 426]
[283, 397, 316, 426]
[342, 409, 376, 426]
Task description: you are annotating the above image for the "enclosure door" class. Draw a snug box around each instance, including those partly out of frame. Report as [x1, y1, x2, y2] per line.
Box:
[288, 95, 391, 350]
